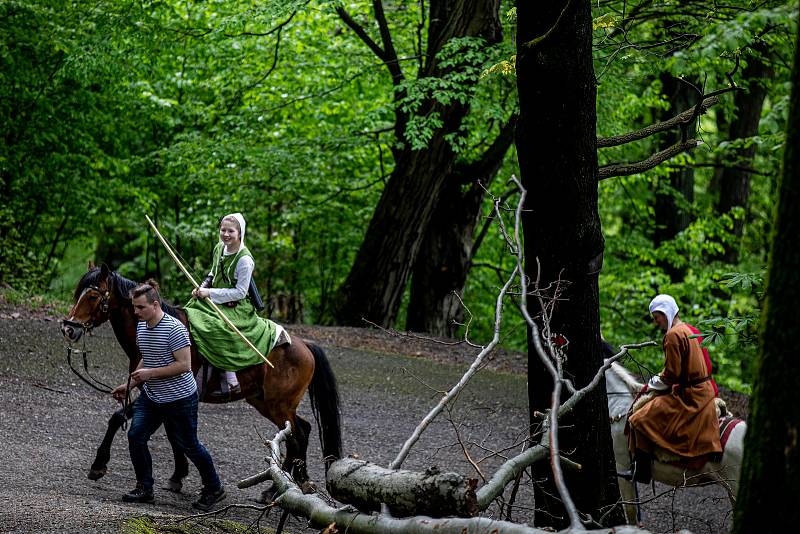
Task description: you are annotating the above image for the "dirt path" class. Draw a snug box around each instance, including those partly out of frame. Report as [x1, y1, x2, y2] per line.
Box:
[0, 306, 734, 533]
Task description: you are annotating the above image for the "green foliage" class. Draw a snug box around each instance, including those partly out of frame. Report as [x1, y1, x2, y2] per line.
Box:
[2, 0, 795, 394]
[589, 0, 798, 392]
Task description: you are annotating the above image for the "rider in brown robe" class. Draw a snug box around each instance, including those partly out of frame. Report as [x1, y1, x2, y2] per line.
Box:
[626, 294, 722, 482]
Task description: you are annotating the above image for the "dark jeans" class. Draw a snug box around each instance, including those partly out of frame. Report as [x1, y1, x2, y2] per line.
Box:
[128, 390, 221, 492]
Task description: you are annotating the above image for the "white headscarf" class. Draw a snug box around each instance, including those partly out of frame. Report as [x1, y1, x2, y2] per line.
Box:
[649, 294, 679, 331]
[220, 212, 246, 253]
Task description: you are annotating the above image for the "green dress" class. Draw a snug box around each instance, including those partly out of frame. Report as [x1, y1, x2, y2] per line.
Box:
[184, 243, 276, 371]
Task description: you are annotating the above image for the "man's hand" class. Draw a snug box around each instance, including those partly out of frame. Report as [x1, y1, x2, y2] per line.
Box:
[130, 368, 154, 384]
[112, 383, 129, 402]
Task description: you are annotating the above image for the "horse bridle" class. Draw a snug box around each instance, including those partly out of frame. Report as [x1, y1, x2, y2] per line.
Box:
[63, 285, 111, 332]
[64, 283, 114, 393]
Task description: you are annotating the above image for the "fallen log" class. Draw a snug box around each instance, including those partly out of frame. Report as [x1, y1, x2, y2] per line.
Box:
[240, 422, 681, 534]
[327, 458, 478, 518]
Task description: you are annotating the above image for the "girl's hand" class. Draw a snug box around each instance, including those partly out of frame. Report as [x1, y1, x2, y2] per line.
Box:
[192, 287, 210, 299]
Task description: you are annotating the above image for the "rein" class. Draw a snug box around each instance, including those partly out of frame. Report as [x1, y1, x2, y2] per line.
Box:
[65, 337, 114, 394]
[64, 282, 114, 394]
[121, 373, 133, 430]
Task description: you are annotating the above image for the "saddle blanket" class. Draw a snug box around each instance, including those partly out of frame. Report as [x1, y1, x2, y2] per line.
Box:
[654, 413, 744, 469]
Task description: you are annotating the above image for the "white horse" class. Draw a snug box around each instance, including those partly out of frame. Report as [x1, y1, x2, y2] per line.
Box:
[605, 360, 746, 524]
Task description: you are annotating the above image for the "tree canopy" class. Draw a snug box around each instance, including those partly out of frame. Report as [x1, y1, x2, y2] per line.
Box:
[2, 0, 798, 396]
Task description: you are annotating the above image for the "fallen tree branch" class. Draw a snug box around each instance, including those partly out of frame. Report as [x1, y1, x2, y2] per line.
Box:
[237, 421, 292, 489]
[242, 424, 663, 533]
[327, 458, 478, 518]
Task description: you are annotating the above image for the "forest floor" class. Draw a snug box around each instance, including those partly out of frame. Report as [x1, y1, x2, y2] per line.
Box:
[0, 299, 743, 533]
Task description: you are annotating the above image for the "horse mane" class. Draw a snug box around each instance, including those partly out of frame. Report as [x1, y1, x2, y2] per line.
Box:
[608, 361, 645, 394]
[75, 267, 182, 318]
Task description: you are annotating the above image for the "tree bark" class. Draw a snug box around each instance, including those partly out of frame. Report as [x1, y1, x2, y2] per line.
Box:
[733, 16, 800, 532]
[333, 0, 503, 328]
[326, 458, 478, 518]
[406, 116, 517, 336]
[716, 45, 772, 264]
[516, 0, 623, 527]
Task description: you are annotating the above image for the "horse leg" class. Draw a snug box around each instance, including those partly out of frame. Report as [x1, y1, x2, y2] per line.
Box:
[617, 477, 639, 525]
[284, 415, 312, 487]
[88, 406, 129, 480]
[164, 439, 189, 493]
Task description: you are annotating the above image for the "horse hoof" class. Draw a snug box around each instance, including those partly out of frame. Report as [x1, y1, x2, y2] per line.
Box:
[163, 479, 183, 493]
[87, 468, 107, 481]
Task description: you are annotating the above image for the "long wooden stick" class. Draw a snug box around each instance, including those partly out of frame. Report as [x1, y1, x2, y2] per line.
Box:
[145, 215, 273, 368]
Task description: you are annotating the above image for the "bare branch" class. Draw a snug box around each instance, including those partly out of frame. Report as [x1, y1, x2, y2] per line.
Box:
[389, 262, 520, 470]
[372, 0, 403, 83]
[597, 96, 719, 148]
[557, 341, 658, 418]
[599, 139, 702, 180]
[523, 0, 575, 50]
[335, 4, 404, 84]
[335, 6, 387, 62]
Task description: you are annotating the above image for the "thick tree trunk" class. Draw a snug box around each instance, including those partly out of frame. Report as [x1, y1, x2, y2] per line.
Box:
[654, 73, 698, 282]
[516, 0, 623, 527]
[733, 17, 800, 532]
[405, 176, 477, 336]
[334, 134, 463, 327]
[326, 458, 478, 518]
[406, 117, 516, 336]
[333, 0, 502, 328]
[716, 46, 772, 264]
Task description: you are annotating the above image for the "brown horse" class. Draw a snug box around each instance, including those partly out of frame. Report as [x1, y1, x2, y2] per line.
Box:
[61, 264, 342, 495]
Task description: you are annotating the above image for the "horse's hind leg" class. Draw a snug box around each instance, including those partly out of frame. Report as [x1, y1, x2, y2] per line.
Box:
[165, 442, 189, 493]
[285, 415, 312, 485]
[88, 406, 129, 480]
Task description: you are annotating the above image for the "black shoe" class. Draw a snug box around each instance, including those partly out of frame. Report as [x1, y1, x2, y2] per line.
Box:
[122, 487, 154, 503]
[192, 486, 226, 511]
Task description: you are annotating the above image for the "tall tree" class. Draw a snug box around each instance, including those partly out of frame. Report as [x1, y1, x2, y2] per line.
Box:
[733, 11, 800, 531]
[716, 43, 773, 264]
[332, 0, 503, 328]
[653, 73, 699, 282]
[406, 115, 517, 336]
[516, 0, 623, 527]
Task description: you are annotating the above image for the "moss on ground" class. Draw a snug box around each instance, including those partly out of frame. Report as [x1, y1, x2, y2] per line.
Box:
[122, 516, 275, 534]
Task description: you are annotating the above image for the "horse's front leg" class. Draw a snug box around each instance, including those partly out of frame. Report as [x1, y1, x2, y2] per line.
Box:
[88, 404, 131, 480]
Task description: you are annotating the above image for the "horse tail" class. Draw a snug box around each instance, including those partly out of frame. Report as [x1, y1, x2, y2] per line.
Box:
[307, 342, 342, 470]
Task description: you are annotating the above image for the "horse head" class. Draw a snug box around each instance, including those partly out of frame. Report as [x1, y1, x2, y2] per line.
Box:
[61, 263, 117, 342]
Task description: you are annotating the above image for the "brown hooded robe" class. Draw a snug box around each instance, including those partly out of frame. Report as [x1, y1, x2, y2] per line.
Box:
[628, 323, 722, 458]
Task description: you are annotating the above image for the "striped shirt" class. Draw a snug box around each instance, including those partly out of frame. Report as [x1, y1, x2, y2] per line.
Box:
[137, 313, 196, 403]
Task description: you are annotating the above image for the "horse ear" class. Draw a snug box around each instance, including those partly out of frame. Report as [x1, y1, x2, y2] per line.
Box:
[87, 260, 95, 270]
[100, 263, 109, 277]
